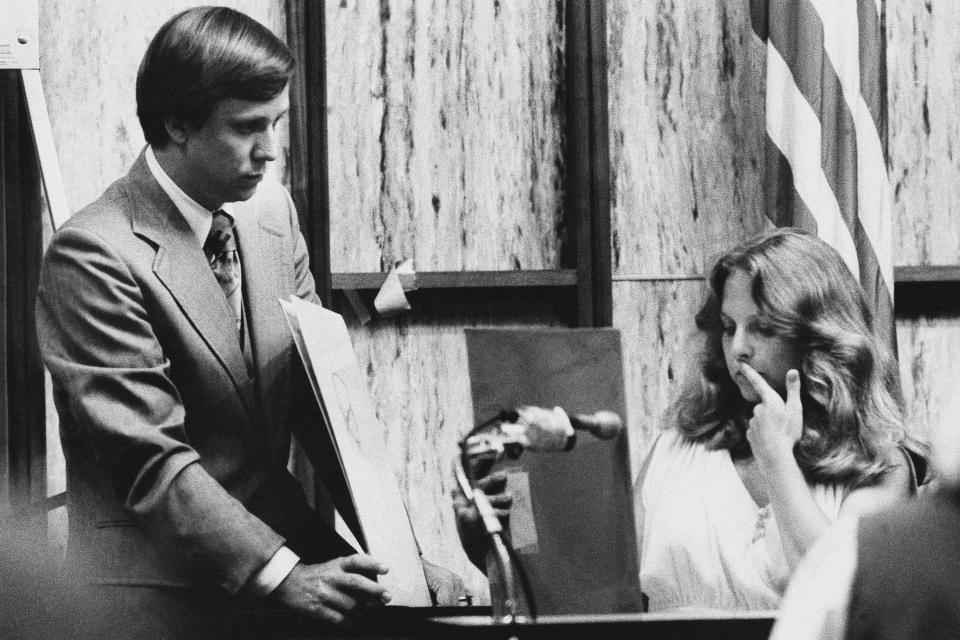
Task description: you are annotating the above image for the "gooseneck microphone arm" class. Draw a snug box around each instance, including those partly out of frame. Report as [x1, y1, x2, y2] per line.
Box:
[452, 459, 521, 623]
[455, 406, 623, 623]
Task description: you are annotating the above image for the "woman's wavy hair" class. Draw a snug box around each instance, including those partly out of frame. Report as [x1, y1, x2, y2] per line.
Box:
[675, 227, 924, 487]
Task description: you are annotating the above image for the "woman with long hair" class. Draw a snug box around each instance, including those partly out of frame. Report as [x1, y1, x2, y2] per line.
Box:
[636, 227, 926, 613]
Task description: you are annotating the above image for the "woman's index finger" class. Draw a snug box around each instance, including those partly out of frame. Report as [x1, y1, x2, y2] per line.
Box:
[739, 362, 779, 403]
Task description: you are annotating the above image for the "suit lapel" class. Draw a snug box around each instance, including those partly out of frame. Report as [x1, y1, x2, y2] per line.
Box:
[126, 156, 255, 414]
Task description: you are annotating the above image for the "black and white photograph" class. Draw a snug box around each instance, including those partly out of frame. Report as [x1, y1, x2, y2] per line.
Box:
[1, 1, 957, 638]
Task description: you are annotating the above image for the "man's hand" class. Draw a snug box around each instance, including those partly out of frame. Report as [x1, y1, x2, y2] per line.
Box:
[272, 554, 391, 625]
[420, 557, 467, 606]
[452, 471, 513, 570]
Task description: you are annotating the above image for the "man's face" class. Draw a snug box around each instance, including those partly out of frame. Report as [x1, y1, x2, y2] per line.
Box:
[176, 85, 289, 210]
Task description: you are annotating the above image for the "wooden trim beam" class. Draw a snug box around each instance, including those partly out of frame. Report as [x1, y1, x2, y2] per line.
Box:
[332, 269, 578, 291]
[894, 265, 960, 283]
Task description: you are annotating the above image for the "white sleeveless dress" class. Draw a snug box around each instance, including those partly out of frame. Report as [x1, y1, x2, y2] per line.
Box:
[637, 429, 847, 613]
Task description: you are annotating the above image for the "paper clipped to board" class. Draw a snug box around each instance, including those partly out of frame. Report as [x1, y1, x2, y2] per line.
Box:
[279, 295, 431, 606]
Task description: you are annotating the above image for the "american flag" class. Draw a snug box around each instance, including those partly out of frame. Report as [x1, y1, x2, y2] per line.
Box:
[750, 0, 896, 351]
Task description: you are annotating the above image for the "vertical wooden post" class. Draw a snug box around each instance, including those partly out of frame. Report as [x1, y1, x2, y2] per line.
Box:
[588, 0, 612, 327]
[0, 70, 46, 517]
[566, 0, 612, 327]
[287, 0, 332, 308]
[0, 71, 11, 511]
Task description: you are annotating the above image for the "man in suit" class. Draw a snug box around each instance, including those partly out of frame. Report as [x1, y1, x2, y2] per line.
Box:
[36, 7, 460, 636]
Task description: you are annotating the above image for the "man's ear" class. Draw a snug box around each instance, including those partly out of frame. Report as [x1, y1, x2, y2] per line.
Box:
[163, 116, 190, 146]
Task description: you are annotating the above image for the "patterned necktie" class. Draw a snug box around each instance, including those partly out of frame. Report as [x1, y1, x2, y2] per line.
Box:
[204, 210, 243, 336]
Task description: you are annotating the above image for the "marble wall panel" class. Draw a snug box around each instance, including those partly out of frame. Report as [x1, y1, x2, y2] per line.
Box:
[888, 0, 960, 265]
[606, 0, 766, 484]
[325, 0, 565, 272]
[339, 288, 577, 602]
[607, 0, 767, 278]
[612, 279, 707, 479]
[897, 312, 960, 452]
[606, 0, 960, 272]
[38, 1, 289, 213]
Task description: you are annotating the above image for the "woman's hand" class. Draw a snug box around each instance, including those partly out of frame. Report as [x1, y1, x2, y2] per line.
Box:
[740, 363, 803, 468]
[740, 363, 831, 570]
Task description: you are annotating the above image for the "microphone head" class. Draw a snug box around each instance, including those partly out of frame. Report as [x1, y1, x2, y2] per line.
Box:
[511, 405, 575, 452]
[571, 410, 623, 440]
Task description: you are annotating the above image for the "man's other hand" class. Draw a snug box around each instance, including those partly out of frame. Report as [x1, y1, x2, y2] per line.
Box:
[452, 471, 513, 570]
[273, 554, 391, 625]
[420, 557, 466, 606]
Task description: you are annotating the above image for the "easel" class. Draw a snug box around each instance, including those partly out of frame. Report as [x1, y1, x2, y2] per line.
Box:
[1, 0, 69, 521]
[2, 0, 70, 227]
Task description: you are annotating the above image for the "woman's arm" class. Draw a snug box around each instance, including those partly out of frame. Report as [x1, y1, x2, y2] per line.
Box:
[758, 450, 833, 572]
[765, 450, 910, 574]
[740, 365, 826, 569]
[740, 364, 913, 572]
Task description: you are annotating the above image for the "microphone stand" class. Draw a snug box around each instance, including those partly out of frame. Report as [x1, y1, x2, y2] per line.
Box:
[456, 416, 542, 625]
[453, 457, 521, 624]
[454, 406, 617, 622]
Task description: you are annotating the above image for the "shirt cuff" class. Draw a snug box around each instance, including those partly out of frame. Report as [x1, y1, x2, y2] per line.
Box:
[247, 546, 300, 597]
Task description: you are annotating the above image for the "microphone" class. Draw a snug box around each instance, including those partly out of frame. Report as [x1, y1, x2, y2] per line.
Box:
[500, 406, 576, 452]
[464, 406, 623, 458]
[569, 410, 623, 441]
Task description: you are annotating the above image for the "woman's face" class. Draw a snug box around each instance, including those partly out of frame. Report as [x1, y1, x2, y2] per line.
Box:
[720, 268, 800, 403]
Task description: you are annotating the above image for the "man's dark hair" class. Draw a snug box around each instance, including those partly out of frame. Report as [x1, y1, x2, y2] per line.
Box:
[136, 6, 295, 147]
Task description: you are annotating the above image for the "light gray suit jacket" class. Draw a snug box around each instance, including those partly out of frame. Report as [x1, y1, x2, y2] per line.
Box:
[37, 152, 342, 594]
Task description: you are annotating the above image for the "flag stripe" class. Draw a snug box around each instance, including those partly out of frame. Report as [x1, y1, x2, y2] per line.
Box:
[855, 0, 887, 157]
[749, 0, 896, 349]
[766, 0, 860, 241]
[750, 0, 769, 41]
[763, 38, 861, 280]
[764, 138, 821, 232]
[810, 0, 894, 291]
[855, 218, 895, 345]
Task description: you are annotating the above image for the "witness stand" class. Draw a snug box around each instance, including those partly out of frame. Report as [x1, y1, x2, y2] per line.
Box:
[236, 606, 775, 640]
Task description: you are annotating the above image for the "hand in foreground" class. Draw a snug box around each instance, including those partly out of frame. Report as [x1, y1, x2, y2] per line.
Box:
[740, 363, 803, 466]
[420, 557, 467, 606]
[272, 554, 391, 625]
[452, 471, 513, 571]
